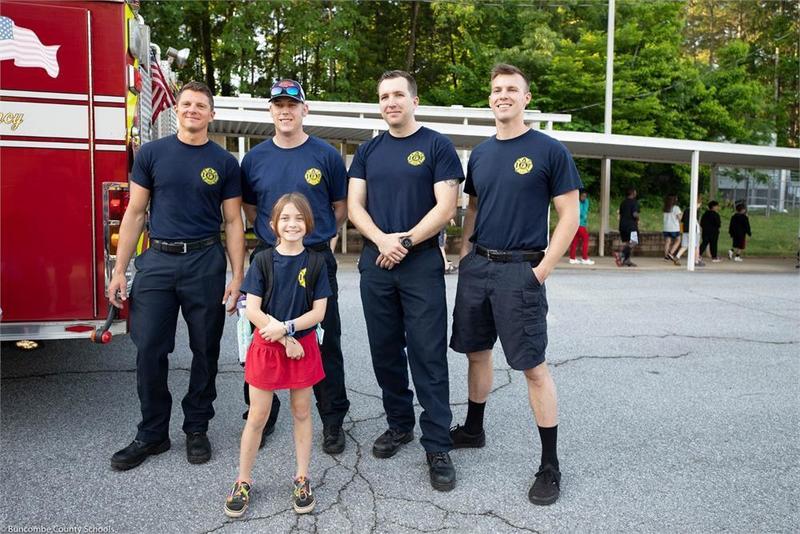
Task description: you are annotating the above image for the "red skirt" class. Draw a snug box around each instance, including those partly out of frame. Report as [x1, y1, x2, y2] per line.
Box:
[245, 331, 325, 391]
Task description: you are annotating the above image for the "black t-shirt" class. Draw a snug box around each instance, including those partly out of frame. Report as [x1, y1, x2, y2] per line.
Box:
[131, 135, 241, 240]
[348, 126, 464, 233]
[619, 198, 640, 231]
[466, 129, 582, 250]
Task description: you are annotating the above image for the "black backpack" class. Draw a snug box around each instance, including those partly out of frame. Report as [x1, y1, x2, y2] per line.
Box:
[251, 248, 325, 313]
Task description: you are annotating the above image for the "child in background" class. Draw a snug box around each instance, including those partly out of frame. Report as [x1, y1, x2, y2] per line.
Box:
[662, 194, 681, 261]
[569, 189, 594, 265]
[728, 203, 752, 262]
[700, 201, 722, 262]
[224, 193, 331, 518]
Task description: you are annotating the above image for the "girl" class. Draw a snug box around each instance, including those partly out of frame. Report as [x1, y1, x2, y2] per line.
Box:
[662, 195, 681, 261]
[225, 193, 331, 518]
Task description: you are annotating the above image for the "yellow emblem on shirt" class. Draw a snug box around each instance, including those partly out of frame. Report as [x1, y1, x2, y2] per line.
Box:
[298, 267, 307, 288]
[407, 151, 425, 166]
[200, 167, 219, 185]
[305, 168, 322, 186]
[514, 157, 533, 175]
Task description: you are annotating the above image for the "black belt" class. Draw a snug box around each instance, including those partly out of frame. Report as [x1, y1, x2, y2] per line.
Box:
[475, 244, 544, 264]
[150, 236, 218, 254]
[364, 236, 438, 253]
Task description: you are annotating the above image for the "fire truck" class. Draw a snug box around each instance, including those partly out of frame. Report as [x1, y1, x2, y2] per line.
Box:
[0, 0, 178, 344]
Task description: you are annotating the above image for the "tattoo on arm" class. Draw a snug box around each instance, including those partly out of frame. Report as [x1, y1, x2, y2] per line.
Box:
[445, 179, 460, 187]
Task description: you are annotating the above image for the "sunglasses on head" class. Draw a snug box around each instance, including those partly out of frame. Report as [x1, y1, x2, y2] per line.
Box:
[270, 85, 301, 98]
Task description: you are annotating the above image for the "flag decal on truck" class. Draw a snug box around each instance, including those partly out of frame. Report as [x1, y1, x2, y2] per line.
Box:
[0, 16, 60, 78]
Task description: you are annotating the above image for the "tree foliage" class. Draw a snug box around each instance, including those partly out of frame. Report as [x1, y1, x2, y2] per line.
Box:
[141, 0, 798, 197]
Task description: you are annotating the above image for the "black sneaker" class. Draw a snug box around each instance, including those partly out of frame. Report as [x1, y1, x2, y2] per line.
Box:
[224, 480, 251, 518]
[372, 428, 414, 458]
[186, 432, 211, 464]
[426, 452, 456, 491]
[322, 425, 345, 455]
[110, 438, 170, 471]
[292, 476, 315, 514]
[449, 424, 485, 449]
[528, 464, 561, 505]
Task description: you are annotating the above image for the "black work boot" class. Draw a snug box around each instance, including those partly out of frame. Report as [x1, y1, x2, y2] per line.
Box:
[185, 432, 211, 464]
[110, 438, 170, 471]
[426, 452, 456, 491]
[372, 428, 414, 458]
[528, 464, 561, 505]
[322, 425, 346, 454]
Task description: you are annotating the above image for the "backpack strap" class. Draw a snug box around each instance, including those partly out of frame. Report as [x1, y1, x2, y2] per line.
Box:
[304, 249, 325, 310]
[253, 248, 275, 314]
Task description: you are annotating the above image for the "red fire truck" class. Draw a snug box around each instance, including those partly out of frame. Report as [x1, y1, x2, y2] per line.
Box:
[0, 0, 174, 344]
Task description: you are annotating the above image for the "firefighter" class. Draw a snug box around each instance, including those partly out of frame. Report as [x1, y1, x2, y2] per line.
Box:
[448, 64, 581, 505]
[240, 79, 350, 454]
[108, 80, 245, 471]
[347, 70, 463, 491]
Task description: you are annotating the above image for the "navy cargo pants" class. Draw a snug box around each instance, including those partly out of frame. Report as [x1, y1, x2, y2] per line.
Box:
[129, 242, 227, 443]
[243, 244, 350, 428]
[358, 244, 453, 453]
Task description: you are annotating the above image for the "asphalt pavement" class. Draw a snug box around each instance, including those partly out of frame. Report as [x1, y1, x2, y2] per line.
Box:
[1, 259, 798, 533]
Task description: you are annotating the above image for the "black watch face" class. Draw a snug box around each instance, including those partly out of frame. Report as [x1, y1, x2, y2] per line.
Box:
[401, 237, 413, 249]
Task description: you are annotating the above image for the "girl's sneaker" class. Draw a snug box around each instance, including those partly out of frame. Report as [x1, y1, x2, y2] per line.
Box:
[224, 480, 251, 518]
[292, 476, 315, 514]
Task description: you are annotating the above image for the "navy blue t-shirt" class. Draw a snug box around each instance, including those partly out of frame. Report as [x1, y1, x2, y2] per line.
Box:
[131, 135, 241, 240]
[466, 129, 582, 251]
[348, 126, 464, 233]
[241, 136, 348, 246]
[241, 249, 332, 338]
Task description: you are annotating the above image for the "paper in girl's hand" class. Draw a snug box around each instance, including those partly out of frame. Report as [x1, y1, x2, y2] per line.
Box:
[236, 295, 252, 364]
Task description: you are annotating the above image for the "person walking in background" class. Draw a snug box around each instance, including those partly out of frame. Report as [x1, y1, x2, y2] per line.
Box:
[614, 188, 639, 267]
[439, 219, 458, 274]
[673, 196, 705, 267]
[700, 200, 722, 262]
[662, 194, 681, 262]
[728, 203, 752, 262]
[568, 189, 594, 265]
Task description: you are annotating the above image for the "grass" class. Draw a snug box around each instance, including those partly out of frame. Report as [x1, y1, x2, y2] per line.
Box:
[557, 202, 800, 256]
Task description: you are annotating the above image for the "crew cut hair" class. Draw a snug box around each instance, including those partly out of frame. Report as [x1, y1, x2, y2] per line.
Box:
[177, 80, 215, 110]
[490, 63, 530, 91]
[270, 193, 315, 240]
[377, 70, 418, 97]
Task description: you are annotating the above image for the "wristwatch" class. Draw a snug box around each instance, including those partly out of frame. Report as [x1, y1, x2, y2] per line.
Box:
[400, 236, 413, 250]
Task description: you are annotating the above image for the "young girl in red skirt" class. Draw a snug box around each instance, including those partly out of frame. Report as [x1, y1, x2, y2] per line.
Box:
[225, 193, 331, 518]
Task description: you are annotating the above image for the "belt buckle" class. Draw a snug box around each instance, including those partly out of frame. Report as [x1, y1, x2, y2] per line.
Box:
[174, 242, 187, 254]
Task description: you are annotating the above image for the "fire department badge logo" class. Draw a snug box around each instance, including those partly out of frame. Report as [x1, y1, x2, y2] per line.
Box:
[298, 267, 307, 288]
[514, 157, 533, 175]
[407, 151, 425, 166]
[200, 167, 219, 185]
[305, 168, 322, 186]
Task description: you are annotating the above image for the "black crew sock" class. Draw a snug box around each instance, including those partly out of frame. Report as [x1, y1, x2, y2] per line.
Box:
[464, 400, 486, 434]
[537, 425, 559, 470]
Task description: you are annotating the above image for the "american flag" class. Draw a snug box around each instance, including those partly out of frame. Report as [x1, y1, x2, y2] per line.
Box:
[0, 16, 60, 78]
[150, 58, 175, 124]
